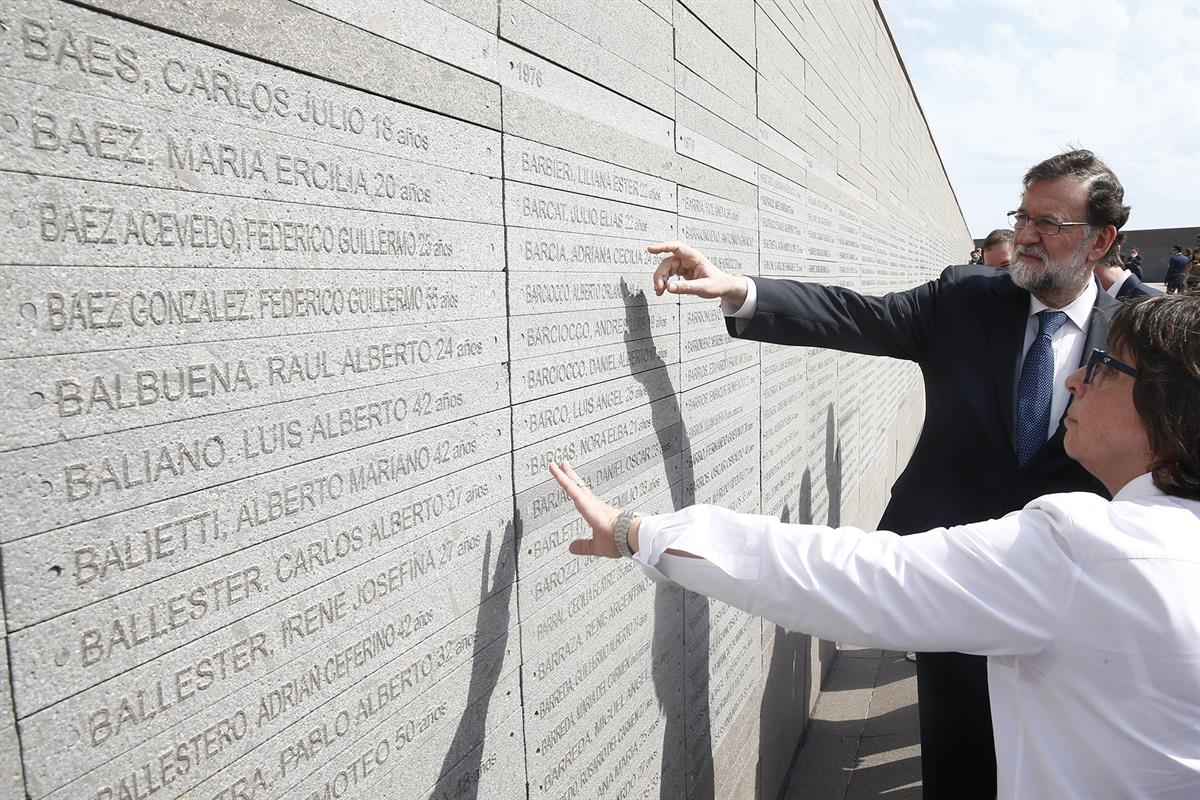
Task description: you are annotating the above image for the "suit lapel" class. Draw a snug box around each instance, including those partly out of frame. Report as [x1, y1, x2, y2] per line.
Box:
[984, 278, 1031, 450]
[1048, 284, 1120, 438]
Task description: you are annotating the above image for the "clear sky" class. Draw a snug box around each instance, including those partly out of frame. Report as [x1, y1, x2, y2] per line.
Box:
[879, 0, 1200, 238]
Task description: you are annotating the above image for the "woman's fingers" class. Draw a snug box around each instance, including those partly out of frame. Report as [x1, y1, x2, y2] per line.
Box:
[551, 461, 621, 558]
[568, 539, 597, 556]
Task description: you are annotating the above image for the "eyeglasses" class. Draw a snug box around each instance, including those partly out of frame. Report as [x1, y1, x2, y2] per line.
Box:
[1083, 348, 1139, 385]
[1007, 211, 1091, 236]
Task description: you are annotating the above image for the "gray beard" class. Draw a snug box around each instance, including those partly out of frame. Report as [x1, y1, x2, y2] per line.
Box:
[1009, 234, 1094, 302]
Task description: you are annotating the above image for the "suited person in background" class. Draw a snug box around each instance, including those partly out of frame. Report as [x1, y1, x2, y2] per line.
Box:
[648, 149, 1128, 798]
[1167, 245, 1189, 293]
[1123, 246, 1143, 279]
[1096, 239, 1162, 300]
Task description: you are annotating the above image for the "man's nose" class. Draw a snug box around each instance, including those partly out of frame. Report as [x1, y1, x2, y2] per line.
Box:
[1015, 222, 1041, 247]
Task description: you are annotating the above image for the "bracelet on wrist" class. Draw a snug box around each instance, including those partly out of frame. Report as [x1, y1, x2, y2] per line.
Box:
[614, 510, 638, 559]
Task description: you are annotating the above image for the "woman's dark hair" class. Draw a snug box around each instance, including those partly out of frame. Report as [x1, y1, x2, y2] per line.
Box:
[1108, 295, 1200, 499]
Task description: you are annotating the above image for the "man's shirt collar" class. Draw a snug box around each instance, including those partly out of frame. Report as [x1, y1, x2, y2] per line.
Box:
[1028, 277, 1097, 332]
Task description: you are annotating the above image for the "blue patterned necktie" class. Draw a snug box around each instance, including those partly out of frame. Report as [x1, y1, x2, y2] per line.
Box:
[1016, 310, 1069, 467]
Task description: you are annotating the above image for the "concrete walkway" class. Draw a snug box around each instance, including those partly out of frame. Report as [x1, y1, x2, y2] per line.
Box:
[781, 646, 922, 800]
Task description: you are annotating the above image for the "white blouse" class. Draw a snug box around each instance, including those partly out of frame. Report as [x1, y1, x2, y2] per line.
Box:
[633, 474, 1200, 799]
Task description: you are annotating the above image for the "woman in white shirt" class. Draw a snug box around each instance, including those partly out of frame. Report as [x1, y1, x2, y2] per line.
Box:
[550, 295, 1200, 798]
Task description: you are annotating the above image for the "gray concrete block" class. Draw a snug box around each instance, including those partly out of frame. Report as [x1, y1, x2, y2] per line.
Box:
[69, 0, 500, 127]
[681, 340, 759, 392]
[510, 364, 679, 449]
[672, 1, 755, 109]
[0, 80, 501, 224]
[0, 315, 506, 451]
[0, 266, 505, 357]
[298, 0, 499, 79]
[510, 302, 678, 362]
[512, 394, 681, 493]
[0, 174, 505, 272]
[2, 367, 508, 627]
[502, 0, 674, 115]
[505, 181, 676, 241]
[511, 332, 680, 404]
[24, 502, 517, 798]
[506, 228, 670, 275]
[505, 134, 676, 212]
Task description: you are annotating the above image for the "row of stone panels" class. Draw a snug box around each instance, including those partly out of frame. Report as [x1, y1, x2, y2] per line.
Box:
[0, 1, 969, 800]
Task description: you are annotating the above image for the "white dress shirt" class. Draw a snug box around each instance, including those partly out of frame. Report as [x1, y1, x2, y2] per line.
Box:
[633, 474, 1200, 799]
[725, 275, 1096, 440]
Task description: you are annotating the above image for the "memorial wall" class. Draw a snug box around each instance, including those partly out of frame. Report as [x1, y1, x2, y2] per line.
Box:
[0, 1, 971, 798]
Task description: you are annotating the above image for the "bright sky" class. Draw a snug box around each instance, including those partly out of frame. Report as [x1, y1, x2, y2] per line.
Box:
[879, 0, 1200, 238]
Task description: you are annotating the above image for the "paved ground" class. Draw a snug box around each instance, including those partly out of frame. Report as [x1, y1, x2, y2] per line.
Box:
[780, 646, 921, 800]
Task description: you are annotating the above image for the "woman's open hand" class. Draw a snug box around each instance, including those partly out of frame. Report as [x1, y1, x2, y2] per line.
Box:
[548, 461, 622, 558]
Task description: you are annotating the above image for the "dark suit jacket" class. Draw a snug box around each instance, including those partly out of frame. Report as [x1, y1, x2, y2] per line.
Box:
[1116, 272, 1162, 299]
[727, 265, 1117, 535]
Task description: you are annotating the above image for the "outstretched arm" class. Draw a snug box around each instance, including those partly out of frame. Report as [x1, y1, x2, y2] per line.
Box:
[550, 461, 1078, 657]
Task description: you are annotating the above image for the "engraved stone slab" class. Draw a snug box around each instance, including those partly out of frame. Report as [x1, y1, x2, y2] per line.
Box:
[512, 395, 681, 493]
[676, 125, 758, 185]
[511, 365, 679, 450]
[298, 0, 499, 79]
[680, 341, 758, 392]
[0, 174, 504, 271]
[510, 303, 678, 361]
[8, 412, 512, 715]
[507, 270, 672, 317]
[506, 229, 669, 274]
[505, 135, 675, 212]
[511, 334, 679, 405]
[2, 376, 506, 627]
[23, 496, 516, 797]
[506, 183, 676, 241]
[0, 267, 504, 356]
[1, 0, 501, 164]
[498, 42, 675, 157]
[0, 316, 506, 451]
[500, 0, 674, 115]
[0, 82, 500, 223]
[72, 0, 500, 127]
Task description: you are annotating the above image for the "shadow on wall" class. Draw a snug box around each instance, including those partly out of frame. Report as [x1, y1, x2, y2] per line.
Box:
[826, 404, 841, 530]
[622, 282, 712, 800]
[755, 399, 842, 799]
[756, 467, 816, 800]
[435, 518, 517, 798]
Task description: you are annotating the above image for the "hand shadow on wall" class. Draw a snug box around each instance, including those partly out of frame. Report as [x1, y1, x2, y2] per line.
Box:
[434, 518, 517, 799]
[622, 281, 711, 800]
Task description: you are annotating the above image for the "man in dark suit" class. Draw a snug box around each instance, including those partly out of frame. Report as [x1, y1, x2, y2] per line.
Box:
[648, 149, 1129, 798]
[1167, 245, 1189, 293]
[1123, 246, 1143, 279]
[1096, 246, 1163, 300]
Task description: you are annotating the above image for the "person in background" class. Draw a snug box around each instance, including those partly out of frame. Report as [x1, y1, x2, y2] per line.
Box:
[979, 229, 1014, 268]
[550, 294, 1200, 800]
[1167, 245, 1189, 293]
[641, 148, 1128, 799]
[1123, 246, 1143, 279]
[969, 248, 982, 264]
[1095, 239, 1160, 299]
[1186, 254, 1200, 294]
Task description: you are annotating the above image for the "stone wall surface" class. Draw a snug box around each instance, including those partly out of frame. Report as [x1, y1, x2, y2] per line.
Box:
[0, 1, 970, 798]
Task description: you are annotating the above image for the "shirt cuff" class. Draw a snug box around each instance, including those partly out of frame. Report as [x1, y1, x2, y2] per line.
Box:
[719, 276, 757, 319]
[631, 505, 762, 581]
